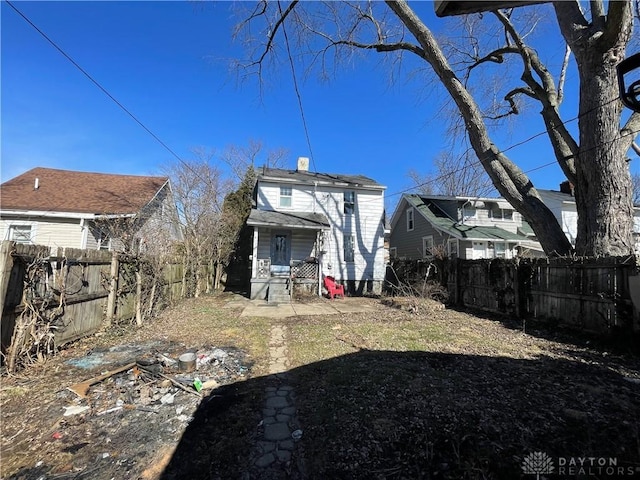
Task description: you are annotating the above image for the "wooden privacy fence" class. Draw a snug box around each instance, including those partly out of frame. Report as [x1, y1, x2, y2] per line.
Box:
[445, 257, 640, 336]
[0, 241, 187, 370]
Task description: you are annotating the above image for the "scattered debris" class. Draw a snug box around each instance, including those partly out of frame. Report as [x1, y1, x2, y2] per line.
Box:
[67, 362, 137, 398]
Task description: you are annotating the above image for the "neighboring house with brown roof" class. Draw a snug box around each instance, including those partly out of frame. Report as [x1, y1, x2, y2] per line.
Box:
[0, 167, 183, 253]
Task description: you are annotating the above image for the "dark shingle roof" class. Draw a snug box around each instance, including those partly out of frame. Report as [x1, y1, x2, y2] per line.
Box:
[247, 209, 330, 229]
[259, 167, 384, 188]
[0, 167, 167, 215]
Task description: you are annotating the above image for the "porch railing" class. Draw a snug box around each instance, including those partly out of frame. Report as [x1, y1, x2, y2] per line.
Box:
[290, 259, 318, 279]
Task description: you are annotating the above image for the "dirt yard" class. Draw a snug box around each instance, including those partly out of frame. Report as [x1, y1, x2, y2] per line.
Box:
[1, 293, 640, 479]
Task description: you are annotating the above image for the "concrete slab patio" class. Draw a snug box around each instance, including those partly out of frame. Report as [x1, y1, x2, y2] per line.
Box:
[232, 296, 380, 318]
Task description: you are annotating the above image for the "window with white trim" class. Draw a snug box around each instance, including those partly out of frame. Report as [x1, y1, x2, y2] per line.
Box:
[279, 186, 292, 208]
[9, 225, 32, 244]
[494, 242, 506, 258]
[344, 191, 355, 215]
[422, 235, 434, 258]
[406, 208, 414, 231]
[489, 207, 514, 221]
[448, 238, 458, 258]
[344, 234, 355, 263]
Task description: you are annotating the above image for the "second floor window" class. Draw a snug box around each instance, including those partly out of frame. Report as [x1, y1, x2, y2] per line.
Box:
[344, 191, 355, 215]
[406, 208, 414, 231]
[279, 186, 292, 207]
[489, 207, 514, 221]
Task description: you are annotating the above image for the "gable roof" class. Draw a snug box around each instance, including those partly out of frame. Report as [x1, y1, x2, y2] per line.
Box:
[0, 167, 168, 215]
[258, 167, 384, 189]
[397, 194, 535, 242]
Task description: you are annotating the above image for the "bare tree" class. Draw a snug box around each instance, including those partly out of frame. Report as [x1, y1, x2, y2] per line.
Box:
[234, 1, 639, 257]
[633, 172, 640, 206]
[165, 142, 286, 295]
[408, 149, 495, 197]
[164, 151, 233, 297]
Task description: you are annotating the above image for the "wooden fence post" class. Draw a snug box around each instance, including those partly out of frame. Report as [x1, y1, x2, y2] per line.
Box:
[105, 252, 119, 326]
[514, 261, 521, 318]
[0, 241, 15, 321]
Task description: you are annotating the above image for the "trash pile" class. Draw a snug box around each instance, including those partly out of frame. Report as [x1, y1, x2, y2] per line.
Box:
[23, 342, 255, 479]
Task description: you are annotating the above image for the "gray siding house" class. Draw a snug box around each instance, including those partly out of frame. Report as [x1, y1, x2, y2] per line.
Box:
[389, 194, 543, 260]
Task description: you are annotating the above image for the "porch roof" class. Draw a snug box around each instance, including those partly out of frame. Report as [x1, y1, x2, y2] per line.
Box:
[247, 209, 330, 230]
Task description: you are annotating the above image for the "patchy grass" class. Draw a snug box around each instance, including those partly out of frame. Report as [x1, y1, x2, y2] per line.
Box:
[2, 295, 640, 480]
[286, 298, 640, 479]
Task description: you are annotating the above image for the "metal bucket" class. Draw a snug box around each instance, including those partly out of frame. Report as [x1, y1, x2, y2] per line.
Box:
[178, 352, 196, 372]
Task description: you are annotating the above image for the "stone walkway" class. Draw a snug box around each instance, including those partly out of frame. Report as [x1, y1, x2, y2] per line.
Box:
[249, 324, 304, 479]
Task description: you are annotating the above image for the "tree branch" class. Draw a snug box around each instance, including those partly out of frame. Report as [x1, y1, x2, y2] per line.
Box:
[494, 9, 577, 182]
[557, 44, 571, 104]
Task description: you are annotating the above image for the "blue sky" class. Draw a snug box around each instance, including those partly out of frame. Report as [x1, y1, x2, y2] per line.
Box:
[2, 1, 637, 213]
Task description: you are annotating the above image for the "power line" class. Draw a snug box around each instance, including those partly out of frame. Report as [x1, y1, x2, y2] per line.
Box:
[277, 0, 317, 172]
[384, 98, 636, 202]
[5, 1, 188, 167]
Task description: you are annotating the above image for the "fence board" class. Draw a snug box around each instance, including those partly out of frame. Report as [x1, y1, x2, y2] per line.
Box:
[435, 256, 639, 337]
[1, 240, 214, 367]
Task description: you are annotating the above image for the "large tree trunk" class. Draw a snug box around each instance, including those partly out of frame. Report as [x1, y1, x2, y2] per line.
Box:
[554, 1, 635, 256]
[574, 57, 634, 255]
[387, 0, 573, 255]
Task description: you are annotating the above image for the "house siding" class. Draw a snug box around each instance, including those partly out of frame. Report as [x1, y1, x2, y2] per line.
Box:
[0, 216, 84, 250]
[256, 180, 386, 284]
[390, 198, 451, 260]
[391, 195, 540, 261]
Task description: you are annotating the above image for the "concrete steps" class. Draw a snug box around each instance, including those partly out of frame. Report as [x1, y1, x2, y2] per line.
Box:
[268, 279, 291, 304]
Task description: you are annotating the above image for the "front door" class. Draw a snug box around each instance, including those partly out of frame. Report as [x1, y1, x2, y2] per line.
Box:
[271, 232, 290, 276]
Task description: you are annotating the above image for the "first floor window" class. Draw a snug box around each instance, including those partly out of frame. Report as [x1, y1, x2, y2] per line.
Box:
[279, 186, 292, 207]
[9, 225, 32, 244]
[494, 242, 506, 258]
[344, 234, 355, 262]
[448, 239, 458, 258]
[422, 236, 434, 258]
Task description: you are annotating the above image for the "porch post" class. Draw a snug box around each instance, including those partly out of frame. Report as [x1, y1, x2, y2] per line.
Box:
[251, 227, 259, 279]
[317, 230, 322, 297]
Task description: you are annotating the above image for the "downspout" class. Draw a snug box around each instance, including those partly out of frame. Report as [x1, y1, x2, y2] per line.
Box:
[460, 199, 471, 225]
[80, 218, 88, 249]
[313, 181, 318, 214]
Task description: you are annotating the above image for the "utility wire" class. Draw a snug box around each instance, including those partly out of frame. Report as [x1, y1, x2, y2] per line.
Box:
[5, 1, 188, 167]
[277, 0, 317, 172]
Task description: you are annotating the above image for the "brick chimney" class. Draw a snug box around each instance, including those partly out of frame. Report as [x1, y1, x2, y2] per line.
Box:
[297, 157, 309, 172]
[559, 180, 574, 196]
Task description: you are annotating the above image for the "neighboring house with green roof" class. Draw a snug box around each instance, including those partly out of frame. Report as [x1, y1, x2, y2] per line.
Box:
[389, 194, 543, 260]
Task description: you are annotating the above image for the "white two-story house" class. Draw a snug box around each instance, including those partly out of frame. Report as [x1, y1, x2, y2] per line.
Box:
[246, 158, 387, 301]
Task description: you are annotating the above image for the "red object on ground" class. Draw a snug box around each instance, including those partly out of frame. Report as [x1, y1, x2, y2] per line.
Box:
[323, 276, 345, 300]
